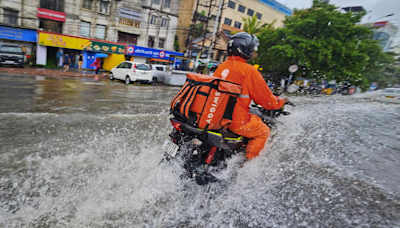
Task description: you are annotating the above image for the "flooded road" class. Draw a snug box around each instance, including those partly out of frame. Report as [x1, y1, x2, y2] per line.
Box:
[0, 74, 399, 227]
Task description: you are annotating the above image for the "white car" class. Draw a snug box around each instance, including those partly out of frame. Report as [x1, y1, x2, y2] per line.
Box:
[110, 61, 152, 84]
[151, 64, 168, 83]
[376, 88, 400, 104]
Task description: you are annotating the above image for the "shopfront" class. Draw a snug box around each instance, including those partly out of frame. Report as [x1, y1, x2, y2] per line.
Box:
[0, 25, 37, 63]
[125, 45, 183, 65]
[37, 31, 126, 70]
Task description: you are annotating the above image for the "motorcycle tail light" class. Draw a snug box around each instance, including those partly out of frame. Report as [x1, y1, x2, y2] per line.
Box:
[170, 120, 182, 131]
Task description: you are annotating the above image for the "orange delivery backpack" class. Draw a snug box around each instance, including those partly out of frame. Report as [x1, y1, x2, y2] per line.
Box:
[170, 73, 242, 130]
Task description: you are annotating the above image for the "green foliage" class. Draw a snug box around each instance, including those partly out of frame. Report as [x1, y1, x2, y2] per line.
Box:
[232, 15, 274, 35]
[256, 0, 394, 89]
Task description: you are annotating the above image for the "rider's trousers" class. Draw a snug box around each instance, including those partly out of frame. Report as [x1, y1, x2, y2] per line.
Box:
[229, 114, 270, 159]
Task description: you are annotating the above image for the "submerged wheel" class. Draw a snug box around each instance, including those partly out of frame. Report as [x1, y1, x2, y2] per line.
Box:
[125, 76, 131, 84]
[110, 73, 114, 80]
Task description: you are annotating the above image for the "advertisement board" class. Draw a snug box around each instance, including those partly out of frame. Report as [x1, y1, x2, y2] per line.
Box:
[0, 26, 36, 42]
[126, 45, 183, 60]
[38, 32, 89, 50]
[84, 41, 125, 54]
[37, 8, 66, 22]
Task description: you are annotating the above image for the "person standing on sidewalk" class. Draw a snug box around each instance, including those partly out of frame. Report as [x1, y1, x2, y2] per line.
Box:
[75, 53, 80, 69]
[78, 54, 83, 72]
[56, 50, 61, 67]
[63, 53, 71, 71]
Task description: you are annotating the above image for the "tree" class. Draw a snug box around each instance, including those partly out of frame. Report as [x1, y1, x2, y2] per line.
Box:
[256, 0, 394, 89]
[242, 15, 274, 35]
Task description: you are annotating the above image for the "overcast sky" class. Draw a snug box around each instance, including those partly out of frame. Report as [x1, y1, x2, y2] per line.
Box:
[274, 0, 400, 45]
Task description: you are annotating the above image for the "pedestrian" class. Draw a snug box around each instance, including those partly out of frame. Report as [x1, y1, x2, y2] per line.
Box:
[75, 53, 80, 69]
[78, 53, 83, 72]
[56, 50, 61, 67]
[63, 53, 71, 71]
[90, 58, 102, 79]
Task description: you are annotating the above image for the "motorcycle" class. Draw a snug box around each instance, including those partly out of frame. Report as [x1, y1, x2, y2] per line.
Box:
[161, 102, 295, 185]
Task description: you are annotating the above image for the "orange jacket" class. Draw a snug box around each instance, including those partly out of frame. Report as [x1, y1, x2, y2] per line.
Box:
[213, 56, 285, 129]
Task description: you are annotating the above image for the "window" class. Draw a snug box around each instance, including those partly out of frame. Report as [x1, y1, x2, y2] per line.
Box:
[0, 46, 22, 53]
[224, 18, 232, 26]
[223, 30, 231, 36]
[161, 18, 169, 27]
[117, 32, 138, 45]
[95, 25, 106, 39]
[256, 13, 262, 20]
[247, 9, 254, 16]
[125, 62, 132, 69]
[40, 0, 64, 12]
[117, 62, 126, 68]
[80, 21, 91, 37]
[228, 1, 236, 9]
[82, 0, 93, 10]
[158, 38, 165, 48]
[238, 5, 245, 13]
[150, 15, 158, 25]
[3, 9, 18, 26]
[164, 0, 171, 8]
[156, 66, 164, 71]
[152, 0, 160, 4]
[148, 36, 155, 47]
[99, 1, 109, 14]
[137, 64, 150, 70]
[234, 21, 241, 29]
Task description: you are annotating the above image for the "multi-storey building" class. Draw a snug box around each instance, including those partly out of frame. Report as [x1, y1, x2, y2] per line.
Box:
[176, 0, 292, 61]
[0, 0, 181, 66]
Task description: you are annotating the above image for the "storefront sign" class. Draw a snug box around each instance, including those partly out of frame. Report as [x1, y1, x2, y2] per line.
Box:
[83, 41, 125, 55]
[0, 26, 36, 42]
[38, 32, 89, 50]
[373, 21, 388, 28]
[119, 18, 140, 28]
[126, 45, 183, 60]
[37, 8, 66, 22]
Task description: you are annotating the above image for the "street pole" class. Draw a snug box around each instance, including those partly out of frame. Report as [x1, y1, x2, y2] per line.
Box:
[205, 0, 224, 74]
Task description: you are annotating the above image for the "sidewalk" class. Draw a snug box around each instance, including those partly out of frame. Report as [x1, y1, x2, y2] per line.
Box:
[0, 65, 109, 79]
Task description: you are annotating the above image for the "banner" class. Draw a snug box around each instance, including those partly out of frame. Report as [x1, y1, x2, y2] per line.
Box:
[83, 41, 125, 54]
[38, 33, 89, 50]
[37, 8, 66, 22]
[126, 45, 183, 60]
[0, 26, 36, 42]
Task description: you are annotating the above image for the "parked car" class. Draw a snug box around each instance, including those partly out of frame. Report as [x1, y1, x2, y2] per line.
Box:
[110, 61, 152, 84]
[0, 45, 24, 68]
[151, 64, 168, 83]
[376, 88, 400, 104]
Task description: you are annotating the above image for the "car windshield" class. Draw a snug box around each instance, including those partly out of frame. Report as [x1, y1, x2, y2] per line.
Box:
[137, 64, 150, 71]
[383, 89, 399, 93]
[1, 46, 22, 53]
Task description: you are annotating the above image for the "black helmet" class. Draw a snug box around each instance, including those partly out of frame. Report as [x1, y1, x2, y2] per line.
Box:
[227, 32, 259, 60]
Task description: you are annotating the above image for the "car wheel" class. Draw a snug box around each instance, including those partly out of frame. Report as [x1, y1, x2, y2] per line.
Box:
[110, 73, 114, 80]
[152, 77, 158, 85]
[125, 76, 131, 84]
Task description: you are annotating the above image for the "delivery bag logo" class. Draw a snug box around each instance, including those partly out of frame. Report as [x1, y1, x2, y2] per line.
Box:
[205, 91, 221, 124]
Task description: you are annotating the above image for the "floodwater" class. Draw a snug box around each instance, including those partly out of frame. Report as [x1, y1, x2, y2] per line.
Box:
[0, 74, 399, 227]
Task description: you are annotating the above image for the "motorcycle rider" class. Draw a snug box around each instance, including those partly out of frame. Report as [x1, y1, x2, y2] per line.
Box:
[213, 32, 290, 160]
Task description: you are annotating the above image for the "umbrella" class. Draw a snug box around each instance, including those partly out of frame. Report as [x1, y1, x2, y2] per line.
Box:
[94, 53, 108, 58]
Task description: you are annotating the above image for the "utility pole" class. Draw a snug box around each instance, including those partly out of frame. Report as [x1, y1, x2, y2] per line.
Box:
[206, 0, 224, 63]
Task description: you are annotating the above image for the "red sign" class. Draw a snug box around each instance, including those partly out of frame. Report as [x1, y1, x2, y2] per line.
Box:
[373, 21, 388, 28]
[37, 8, 66, 22]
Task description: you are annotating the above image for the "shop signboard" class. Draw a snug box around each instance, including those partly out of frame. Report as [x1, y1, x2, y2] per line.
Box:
[83, 41, 125, 55]
[0, 26, 36, 42]
[38, 32, 89, 50]
[126, 45, 183, 60]
[37, 8, 66, 22]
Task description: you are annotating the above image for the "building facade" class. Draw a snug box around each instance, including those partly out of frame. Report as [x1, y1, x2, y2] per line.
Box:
[0, 0, 181, 66]
[367, 21, 399, 52]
